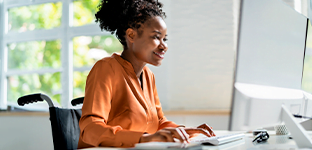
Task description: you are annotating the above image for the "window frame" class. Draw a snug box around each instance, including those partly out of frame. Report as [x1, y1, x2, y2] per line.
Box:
[0, 0, 111, 109]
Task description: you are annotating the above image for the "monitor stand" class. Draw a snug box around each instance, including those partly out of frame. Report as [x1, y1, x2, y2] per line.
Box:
[282, 105, 312, 148]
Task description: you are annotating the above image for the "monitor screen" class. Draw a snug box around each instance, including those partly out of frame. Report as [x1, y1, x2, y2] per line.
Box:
[234, 0, 307, 90]
[229, 0, 308, 131]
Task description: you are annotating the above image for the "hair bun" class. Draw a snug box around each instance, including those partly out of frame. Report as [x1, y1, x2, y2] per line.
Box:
[95, 0, 165, 47]
[95, 0, 126, 34]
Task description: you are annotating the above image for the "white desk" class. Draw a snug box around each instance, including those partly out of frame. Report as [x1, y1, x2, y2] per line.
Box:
[81, 130, 305, 150]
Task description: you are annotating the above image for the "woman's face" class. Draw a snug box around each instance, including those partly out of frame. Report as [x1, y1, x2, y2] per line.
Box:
[131, 16, 168, 66]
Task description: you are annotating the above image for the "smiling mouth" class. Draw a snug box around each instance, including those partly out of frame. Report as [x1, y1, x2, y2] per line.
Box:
[153, 51, 164, 59]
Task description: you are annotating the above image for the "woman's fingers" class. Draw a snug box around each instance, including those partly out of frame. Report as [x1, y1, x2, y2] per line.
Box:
[197, 123, 216, 136]
[162, 128, 190, 143]
[140, 130, 176, 143]
[141, 124, 217, 144]
[208, 128, 216, 136]
[140, 128, 193, 143]
[184, 128, 211, 137]
[176, 128, 190, 143]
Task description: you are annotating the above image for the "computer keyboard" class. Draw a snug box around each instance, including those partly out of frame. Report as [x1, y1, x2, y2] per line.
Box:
[134, 141, 201, 149]
[134, 133, 245, 149]
[190, 132, 245, 145]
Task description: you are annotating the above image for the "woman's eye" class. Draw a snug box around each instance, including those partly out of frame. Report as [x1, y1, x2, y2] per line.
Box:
[152, 36, 167, 42]
[153, 36, 159, 39]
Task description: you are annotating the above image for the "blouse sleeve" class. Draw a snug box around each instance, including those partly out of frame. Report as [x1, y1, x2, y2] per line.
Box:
[79, 60, 144, 148]
[151, 74, 180, 130]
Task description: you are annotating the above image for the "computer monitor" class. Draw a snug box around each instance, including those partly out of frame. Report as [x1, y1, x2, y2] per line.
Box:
[229, 0, 312, 148]
[302, 19, 312, 117]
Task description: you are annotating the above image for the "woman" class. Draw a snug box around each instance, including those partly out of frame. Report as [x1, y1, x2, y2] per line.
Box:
[78, 0, 215, 148]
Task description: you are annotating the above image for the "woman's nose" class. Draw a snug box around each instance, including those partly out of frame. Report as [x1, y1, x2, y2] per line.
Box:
[158, 41, 168, 50]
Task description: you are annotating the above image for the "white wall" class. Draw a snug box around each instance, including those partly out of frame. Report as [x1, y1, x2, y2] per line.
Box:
[149, 0, 236, 111]
[0, 115, 53, 150]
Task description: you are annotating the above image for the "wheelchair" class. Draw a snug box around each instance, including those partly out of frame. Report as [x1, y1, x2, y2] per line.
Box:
[17, 93, 84, 150]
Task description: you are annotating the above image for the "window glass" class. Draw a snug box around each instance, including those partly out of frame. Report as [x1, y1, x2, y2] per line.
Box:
[8, 2, 62, 32]
[7, 72, 61, 104]
[73, 35, 123, 67]
[8, 40, 61, 70]
[73, 71, 89, 98]
[73, 0, 100, 26]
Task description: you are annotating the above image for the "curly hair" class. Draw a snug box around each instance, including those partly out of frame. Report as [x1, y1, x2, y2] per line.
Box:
[95, 0, 166, 48]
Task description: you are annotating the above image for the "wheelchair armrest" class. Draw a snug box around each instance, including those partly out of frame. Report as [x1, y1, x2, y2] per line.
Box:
[71, 97, 84, 106]
[17, 93, 55, 107]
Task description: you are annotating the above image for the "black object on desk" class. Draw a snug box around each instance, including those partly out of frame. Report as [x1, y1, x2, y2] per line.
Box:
[293, 114, 312, 120]
[252, 130, 269, 143]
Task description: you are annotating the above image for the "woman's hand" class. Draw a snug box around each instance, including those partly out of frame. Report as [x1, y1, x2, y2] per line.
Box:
[181, 124, 215, 138]
[139, 128, 190, 143]
[139, 124, 215, 144]
[197, 123, 216, 136]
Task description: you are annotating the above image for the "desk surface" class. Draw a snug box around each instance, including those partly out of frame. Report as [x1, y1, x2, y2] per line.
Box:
[81, 130, 303, 150]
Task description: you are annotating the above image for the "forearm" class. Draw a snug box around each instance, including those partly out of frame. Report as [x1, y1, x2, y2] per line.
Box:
[158, 116, 180, 130]
[80, 119, 144, 147]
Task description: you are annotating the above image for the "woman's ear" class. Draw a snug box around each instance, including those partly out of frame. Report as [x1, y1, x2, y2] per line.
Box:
[125, 28, 136, 43]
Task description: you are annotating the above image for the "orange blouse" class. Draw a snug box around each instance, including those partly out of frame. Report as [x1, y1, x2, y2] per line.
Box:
[78, 53, 178, 148]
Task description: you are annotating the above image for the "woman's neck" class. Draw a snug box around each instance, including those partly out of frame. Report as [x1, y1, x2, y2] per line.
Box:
[120, 50, 146, 78]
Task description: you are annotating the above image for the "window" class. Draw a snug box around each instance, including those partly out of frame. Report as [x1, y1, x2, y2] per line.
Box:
[73, 0, 99, 26]
[7, 40, 62, 104]
[8, 2, 62, 32]
[0, 0, 122, 110]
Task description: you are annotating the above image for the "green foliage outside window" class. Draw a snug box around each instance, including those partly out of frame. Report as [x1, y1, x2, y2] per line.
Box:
[7, 40, 62, 104]
[8, 73, 62, 105]
[8, 2, 62, 32]
[74, 71, 89, 98]
[8, 1, 63, 104]
[73, 0, 100, 26]
[7, 1, 123, 105]
[8, 40, 61, 70]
